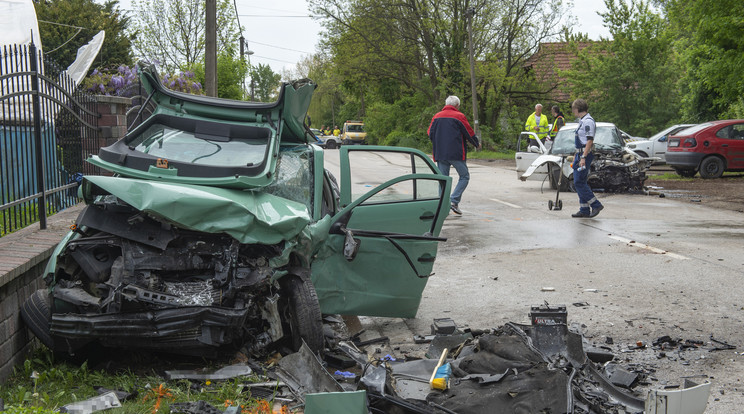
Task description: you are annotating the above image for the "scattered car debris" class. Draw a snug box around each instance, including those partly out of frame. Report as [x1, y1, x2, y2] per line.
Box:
[164, 364, 253, 381]
[59, 392, 121, 414]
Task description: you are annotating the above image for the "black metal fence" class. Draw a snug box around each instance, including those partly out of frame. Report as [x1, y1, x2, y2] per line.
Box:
[0, 43, 100, 236]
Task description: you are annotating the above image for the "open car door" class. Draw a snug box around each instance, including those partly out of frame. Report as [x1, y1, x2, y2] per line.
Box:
[311, 146, 452, 318]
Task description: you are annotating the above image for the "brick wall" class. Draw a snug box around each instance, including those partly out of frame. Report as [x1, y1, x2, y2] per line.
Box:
[0, 95, 129, 383]
[0, 205, 82, 382]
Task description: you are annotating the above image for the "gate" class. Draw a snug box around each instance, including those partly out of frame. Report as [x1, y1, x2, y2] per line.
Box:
[0, 42, 100, 236]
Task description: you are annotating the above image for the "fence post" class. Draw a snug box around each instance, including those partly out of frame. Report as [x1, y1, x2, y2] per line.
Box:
[29, 41, 47, 230]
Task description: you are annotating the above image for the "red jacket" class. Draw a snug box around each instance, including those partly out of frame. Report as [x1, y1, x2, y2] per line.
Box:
[427, 105, 479, 161]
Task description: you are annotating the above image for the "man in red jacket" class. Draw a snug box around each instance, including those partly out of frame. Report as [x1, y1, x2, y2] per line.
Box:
[427, 95, 481, 215]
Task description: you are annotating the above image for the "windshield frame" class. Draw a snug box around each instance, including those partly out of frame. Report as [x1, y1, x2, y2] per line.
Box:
[97, 114, 275, 179]
[550, 124, 624, 155]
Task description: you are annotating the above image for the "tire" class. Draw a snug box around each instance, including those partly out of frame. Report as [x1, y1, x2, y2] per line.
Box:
[673, 167, 697, 178]
[20, 289, 55, 350]
[279, 270, 324, 353]
[699, 157, 725, 179]
[326, 140, 337, 149]
[635, 150, 648, 158]
[548, 200, 554, 210]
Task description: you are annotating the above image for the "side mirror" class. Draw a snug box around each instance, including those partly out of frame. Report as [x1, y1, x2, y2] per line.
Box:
[659, 135, 667, 143]
[342, 226, 361, 261]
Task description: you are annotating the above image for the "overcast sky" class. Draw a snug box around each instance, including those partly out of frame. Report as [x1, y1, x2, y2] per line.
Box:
[113, 0, 611, 74]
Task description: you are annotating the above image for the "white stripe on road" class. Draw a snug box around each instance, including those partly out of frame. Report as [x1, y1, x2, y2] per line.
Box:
[608, 235, 689, 260]
[489, 198, 522, 209]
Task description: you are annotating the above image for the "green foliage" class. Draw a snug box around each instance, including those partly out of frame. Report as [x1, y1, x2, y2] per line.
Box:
[131, 0, 239, 73]
[0, 347, 276, 413]
[249, 63, 281, 102]
[35, 0, 133, 69]
[187, 48, 248, 100]
[563, 0, 681, 136]
[664, 0, 744, 120]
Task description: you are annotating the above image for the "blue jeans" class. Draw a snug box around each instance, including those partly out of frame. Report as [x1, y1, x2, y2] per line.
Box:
[437, 160, 470, 205]
[572, 152, 602, 213]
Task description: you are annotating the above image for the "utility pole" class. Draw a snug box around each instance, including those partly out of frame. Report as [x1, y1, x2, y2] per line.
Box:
[205, 0, 217, 97]
[465, 7, 479, 136]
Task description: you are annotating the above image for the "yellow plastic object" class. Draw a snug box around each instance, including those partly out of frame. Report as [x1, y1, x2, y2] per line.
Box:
[429, 348, 449, 390]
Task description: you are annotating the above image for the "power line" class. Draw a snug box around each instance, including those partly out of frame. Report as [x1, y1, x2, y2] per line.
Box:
[237, 14, 316, 18]
[246, 40, 312, 55]
[251, 55, 296, 64]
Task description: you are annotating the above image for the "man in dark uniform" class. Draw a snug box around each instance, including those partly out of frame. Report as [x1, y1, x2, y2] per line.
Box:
[427, 95, 480, 215]
[571, 99, 604, 218]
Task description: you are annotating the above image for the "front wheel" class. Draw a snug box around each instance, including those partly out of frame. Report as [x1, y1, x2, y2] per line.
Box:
[279, 270, 324, 353]
[325, 140, 337, 149]
[699, 157, 725, 179]
[20, 289, 55, 350]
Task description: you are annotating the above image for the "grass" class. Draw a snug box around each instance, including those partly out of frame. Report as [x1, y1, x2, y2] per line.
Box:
[0, 347, 288, 414]
[470, 149, 515, 160]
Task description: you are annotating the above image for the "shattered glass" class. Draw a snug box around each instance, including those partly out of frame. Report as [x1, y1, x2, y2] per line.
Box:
[163, 281, 218, 306]
[263, 146, 313, 214]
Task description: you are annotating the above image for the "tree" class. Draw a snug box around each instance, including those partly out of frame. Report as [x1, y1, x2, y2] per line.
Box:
[187, 48, 248, 100]
[249, 64, 282, 102]
[664, 0, 744, 120]
[35, 0, 133, 69]
[310, 0, 573, 149]
[564, 0, 680, 136]
[130, 0, 239, 73]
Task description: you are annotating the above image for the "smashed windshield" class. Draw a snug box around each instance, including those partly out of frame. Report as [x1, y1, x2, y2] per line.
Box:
[128, 123, 269, 167]
[551, 125, 623, 155]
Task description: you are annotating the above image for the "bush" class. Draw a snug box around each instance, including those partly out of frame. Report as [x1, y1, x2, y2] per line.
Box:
[82, 65, 203, 96]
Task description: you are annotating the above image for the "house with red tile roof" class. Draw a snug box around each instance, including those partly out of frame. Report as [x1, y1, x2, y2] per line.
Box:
[523, 41, 607, 103]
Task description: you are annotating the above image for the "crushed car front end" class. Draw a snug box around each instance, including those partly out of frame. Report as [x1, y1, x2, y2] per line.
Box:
[521, 123, 657, 192]
[21, 63, 326, 357]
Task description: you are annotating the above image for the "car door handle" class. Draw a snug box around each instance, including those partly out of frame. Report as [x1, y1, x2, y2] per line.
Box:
[722, 144, 729, 147]
[417, 255, 436, 263]
[419, 212, 435, 220]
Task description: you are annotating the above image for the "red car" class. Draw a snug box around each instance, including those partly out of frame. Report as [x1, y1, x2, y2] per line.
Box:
[666, 119, 744, 178]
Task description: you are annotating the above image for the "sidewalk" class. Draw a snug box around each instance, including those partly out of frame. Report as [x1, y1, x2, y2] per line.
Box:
[0, 204, 84, 286]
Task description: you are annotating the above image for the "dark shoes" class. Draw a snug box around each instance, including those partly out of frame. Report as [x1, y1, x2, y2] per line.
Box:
[572, 205, 604, 218]
[589, 205, 604, 217]
[450, 203, 462, 215]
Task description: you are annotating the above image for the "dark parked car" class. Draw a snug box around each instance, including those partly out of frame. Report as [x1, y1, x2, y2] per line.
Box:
[20, 64, 452, 357]
[666, 120, 744, 178]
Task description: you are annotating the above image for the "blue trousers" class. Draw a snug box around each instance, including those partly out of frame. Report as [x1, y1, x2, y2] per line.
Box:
[572, 152, 602, 213]
[437, 160, 470, 205]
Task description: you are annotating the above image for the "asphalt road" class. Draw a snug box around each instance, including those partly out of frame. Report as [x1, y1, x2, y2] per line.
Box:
[324, 149, 744, 413]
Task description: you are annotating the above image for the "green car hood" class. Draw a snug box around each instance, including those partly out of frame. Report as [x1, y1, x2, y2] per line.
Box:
[81, 175, 312, 245]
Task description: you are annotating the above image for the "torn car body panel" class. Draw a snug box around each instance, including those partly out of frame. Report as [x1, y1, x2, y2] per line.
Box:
[87, 63, 316, 190]
[80, 175, 313, 245]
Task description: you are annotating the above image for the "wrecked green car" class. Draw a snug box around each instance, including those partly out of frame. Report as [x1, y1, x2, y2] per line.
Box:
[20, 64, 452, 357]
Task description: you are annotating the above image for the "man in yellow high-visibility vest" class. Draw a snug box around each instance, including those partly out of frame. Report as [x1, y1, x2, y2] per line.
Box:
[524, 103, 549, 147]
